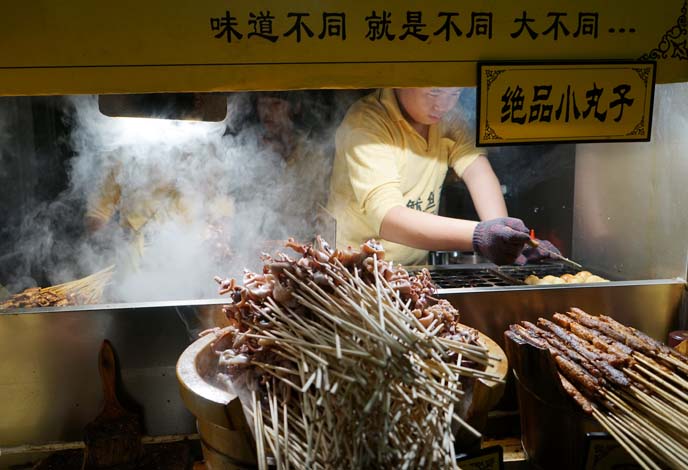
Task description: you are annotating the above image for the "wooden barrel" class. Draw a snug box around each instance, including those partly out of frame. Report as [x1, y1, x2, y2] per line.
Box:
[176, 332, 257, 469]
[457, 330, 509, 448]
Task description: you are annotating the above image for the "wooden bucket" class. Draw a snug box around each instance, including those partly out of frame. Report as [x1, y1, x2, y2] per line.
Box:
[176, 332, 257, 469]
[504, 332, 602, 470]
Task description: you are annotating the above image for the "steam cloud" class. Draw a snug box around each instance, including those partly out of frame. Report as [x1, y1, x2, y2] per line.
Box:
[2, 92, 341, 302]
[1, 87, 487, 303]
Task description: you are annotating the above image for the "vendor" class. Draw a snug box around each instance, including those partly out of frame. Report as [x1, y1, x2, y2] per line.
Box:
[85, 154, 234, 269]
[326, 87, 560, 266]
[249, 91, 333, 241]
[85, 161, 190, 261]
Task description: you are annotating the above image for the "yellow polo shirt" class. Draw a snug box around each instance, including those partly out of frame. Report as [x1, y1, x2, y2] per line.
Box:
[86, 168, 190, 233]
[86, 162, 235, 268]
[326, 89, 483, 265]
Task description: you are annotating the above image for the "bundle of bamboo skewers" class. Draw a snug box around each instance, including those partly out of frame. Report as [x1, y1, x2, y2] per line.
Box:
[506, 308, 688, 470]
[0, 265, 115, 309]
[212, 238, 503, 469]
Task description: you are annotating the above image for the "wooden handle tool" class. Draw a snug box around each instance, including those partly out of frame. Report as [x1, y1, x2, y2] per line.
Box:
[82, 340, 144, 469]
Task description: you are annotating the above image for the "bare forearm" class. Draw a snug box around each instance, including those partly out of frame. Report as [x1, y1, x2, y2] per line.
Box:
[462, 156, 507, 220]
[379, 206, 478, 251]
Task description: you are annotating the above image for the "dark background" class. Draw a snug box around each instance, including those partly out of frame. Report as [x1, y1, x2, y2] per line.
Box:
[439, 143, 575, 257]
[439, 89, 575, 257]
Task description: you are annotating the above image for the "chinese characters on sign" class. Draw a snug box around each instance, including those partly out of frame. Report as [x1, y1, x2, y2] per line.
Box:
[478, 63, 655, 145]
[210, 9, 621, 43]
[0, 1, 685, 96]
[500, 82, 634, 124]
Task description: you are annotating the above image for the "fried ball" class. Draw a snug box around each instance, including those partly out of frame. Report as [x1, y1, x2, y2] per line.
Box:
[584, 275, 609, 283]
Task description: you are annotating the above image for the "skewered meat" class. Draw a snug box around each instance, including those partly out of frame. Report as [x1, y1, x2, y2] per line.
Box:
[508, 308, 687, 410]
[558, 373, 594, 414]
[509, 324, 548, 349]
[538, 318, 630, 386]
[629, 325, 688, 362]
[534, 330, 604, 379]
[539, 319, 615, 364]
[214, 237, 486, 373]
[552, 312, 573, 329]
[0, 267, 113, 309]
[0, 288, 70, 309]
[213, 237, 495, 470]
[567, 321, 633, 367]
[553, 354, 601, 397]
[568, 308, 655, 355]
[506, 308, 688, 470]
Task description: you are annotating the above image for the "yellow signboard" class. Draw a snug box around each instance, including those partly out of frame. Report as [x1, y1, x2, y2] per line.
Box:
[0, 1, 685, 95]
[477, 62, 656, 145]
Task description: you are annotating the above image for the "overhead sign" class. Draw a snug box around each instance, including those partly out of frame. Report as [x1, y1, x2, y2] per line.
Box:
[477, 62, 656, 145]
[0, 1, 684, 95]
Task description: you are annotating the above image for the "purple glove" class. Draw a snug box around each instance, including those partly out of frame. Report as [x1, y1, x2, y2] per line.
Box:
[472, 217, 532, 265]
[516, 239, 562, 265]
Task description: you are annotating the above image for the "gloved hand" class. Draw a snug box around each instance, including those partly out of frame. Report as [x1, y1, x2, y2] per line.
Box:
[472, 217, 532, 265]
[516, 239, 562, 265]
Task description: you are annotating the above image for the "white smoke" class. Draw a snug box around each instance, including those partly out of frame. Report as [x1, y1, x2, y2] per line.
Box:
[2, 91, 339, 302]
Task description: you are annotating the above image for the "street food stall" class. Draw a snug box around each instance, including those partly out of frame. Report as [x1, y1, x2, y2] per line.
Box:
[0, 0, 686, 468]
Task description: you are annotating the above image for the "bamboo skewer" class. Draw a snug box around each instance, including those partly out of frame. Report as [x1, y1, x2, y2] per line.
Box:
[633, 353, 688, 391]
[604, 412, 672, 470]
[612, 412, 688, 466]
[215, 241, 497, 469]
[605, 391, 688, 454]
[624, 387, 688, 431]
[624, 369, 688, 415]
[631, 363, 688, 402]
[593, 408, 662, 470]
[658, 353, 688, 375]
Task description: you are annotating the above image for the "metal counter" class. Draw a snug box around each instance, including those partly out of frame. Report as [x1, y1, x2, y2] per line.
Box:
[438, 279, 685, 347]
[0, 299, 228, 464]
[417, 263, 686, 344]
[0, 276, 684, 466]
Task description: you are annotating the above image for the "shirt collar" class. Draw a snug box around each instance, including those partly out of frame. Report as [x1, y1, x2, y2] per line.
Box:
[380, 88, 437, 146]
[379, 89, 406, 123]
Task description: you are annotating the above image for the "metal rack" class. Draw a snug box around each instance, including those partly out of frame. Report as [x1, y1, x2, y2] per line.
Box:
[417, 263, 585, 289]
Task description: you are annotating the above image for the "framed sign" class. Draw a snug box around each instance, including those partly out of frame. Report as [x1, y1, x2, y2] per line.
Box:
[477, 61, 656, 145]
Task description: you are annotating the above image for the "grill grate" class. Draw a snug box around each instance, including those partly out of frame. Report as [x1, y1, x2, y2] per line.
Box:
[422, 263, 585, 289]
[424, 268, 512, 288]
